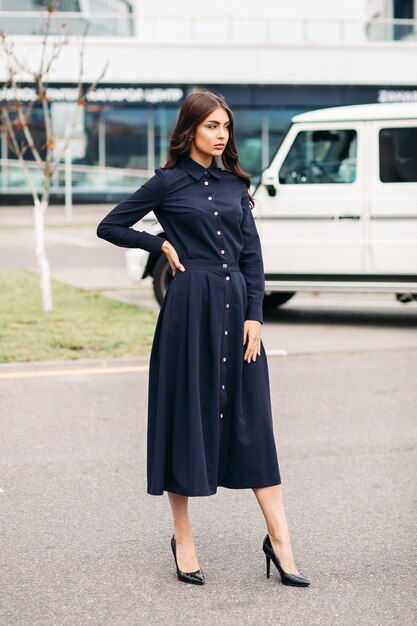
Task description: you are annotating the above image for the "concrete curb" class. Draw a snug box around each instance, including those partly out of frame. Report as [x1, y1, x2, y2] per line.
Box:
[0, 355, 150, 372]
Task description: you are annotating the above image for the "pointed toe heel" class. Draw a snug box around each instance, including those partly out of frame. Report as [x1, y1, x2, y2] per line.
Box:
[263, 534, 310, 587]
[171, 535, 205, 585]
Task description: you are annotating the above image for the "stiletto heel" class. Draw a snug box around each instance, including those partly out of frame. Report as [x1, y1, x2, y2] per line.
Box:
[266, 554, 271, 578]
[262, 534, 310, 587]
[171, 535, 205, 585]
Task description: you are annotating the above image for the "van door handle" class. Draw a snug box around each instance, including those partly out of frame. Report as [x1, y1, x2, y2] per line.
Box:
[338, 214, 360, 220]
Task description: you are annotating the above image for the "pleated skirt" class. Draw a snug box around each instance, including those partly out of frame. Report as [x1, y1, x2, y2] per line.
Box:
[146, 258, 281, 496]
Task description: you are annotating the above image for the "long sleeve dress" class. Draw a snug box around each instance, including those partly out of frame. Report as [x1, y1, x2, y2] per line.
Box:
[97, 153, 281, 496]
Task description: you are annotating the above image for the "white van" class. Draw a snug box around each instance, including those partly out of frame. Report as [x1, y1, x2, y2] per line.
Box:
[125, 102, 417, 307]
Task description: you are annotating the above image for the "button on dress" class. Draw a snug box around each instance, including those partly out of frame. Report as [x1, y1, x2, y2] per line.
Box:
[97, 153, 281, 496]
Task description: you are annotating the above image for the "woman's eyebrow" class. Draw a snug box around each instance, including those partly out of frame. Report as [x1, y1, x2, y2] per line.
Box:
[206, 119, 230, 124]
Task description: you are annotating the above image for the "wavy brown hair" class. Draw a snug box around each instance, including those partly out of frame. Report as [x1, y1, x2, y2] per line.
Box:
[162, 89, 254, 207]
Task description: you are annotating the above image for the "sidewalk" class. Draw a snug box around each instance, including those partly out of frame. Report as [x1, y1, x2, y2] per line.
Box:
[0, 204, 114, 227]
[0, 203, 152, 293]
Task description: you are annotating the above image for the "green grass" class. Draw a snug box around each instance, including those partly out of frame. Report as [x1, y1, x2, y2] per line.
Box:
[0, 271, 158, 363]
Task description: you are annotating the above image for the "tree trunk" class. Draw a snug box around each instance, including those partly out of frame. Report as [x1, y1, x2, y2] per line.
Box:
[33, 198, 53, 312]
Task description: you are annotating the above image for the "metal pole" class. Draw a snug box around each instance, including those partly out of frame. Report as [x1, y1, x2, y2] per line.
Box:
[147, 108, 155, 173]
[262, 111, 269, 170]
[65, 142, 73, 222]
[1, 111, 8, 189]
[98, 111, 106, 167]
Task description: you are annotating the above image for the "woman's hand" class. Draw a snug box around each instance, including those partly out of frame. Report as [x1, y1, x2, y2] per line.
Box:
[243, 320, 261, 363]
[161, 240, 185, 276]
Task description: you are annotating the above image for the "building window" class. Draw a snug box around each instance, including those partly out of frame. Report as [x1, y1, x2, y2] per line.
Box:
[233, 109, 263, 177]
[394, 0, 414, 39]
[33, 0, 81, 9]
[1, 0, 134, 36]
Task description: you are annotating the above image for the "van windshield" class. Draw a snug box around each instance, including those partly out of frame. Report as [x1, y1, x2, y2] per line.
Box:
[279, 129, 357, 184]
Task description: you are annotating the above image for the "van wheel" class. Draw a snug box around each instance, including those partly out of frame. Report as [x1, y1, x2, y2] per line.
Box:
[153, 254, 172, 305]
[263, 292, 295, 309]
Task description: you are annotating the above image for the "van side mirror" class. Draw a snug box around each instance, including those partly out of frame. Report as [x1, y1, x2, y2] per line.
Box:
[261, 169, 278, 197]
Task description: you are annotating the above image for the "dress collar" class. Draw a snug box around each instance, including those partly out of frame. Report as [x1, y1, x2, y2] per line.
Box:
[178, 153, 222, 180]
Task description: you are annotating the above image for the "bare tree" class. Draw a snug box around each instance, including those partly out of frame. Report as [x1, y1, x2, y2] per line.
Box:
[0, 1, 108, 311]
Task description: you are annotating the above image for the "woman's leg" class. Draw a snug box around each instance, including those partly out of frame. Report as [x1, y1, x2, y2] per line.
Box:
[252, 484, 300, 575]
[167, 491, 200, 572]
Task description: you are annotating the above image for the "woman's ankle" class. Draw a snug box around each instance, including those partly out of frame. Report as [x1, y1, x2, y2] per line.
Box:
[267, 528, 291, 546]
[173, 528, 194, 543]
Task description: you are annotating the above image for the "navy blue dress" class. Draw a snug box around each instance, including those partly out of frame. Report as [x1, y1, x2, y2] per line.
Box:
[97, 153, 281, 496]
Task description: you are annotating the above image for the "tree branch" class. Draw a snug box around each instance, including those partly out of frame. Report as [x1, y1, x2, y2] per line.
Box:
[3, 108, 39, 205]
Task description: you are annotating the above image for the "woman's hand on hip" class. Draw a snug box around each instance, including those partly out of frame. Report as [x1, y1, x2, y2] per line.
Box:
[243, 320, 261, 363]
[161, 240, 185, 276]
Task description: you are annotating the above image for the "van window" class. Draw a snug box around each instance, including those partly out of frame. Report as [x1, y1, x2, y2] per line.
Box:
[379, 128, 417, 183]
[279, 129, 357, 184]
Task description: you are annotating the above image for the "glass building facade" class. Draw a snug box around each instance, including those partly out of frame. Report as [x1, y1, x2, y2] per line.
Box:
[78, 102, 306, 179]
[2, 82, 417, 201]
[1, 3, 417, 200]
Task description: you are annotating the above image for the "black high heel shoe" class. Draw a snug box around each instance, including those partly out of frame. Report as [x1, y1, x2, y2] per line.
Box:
[171, 535, 205, 585]
[263, 534, 310, 587]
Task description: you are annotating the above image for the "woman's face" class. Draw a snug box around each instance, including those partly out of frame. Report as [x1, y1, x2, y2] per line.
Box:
[190, 106, 230, 162]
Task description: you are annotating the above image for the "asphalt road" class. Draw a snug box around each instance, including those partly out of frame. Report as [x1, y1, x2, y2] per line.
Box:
[1, 206, 417, 625]
[1, 347, 416, 626]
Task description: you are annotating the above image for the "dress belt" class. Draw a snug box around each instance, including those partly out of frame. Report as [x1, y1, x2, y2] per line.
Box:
[180, 258, 241, 272]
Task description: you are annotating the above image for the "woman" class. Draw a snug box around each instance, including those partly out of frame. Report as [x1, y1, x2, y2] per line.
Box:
[97, 89, 310, 588]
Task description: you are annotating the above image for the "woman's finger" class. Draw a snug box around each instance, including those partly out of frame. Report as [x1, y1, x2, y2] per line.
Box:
[251, 337, 260, 361]
[168, 254, 185, 276]
[244, 337, 261, 362]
